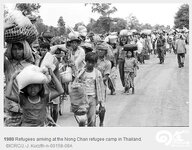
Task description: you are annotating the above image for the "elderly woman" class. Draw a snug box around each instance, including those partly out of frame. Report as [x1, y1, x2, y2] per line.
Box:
[4, 41, 36, 126]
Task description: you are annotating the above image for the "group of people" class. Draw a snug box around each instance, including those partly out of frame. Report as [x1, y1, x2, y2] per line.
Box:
[4, 18, 188, 127]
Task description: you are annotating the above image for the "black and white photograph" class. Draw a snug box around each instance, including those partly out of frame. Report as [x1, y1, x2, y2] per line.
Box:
[3, 2, 189, 128]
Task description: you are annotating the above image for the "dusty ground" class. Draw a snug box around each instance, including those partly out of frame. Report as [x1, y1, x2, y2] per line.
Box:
[57, 48, 189, 127]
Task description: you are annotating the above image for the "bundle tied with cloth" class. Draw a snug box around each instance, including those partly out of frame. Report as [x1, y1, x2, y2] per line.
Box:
[77, 25, 87, 37]
[4, 10, 38, 44]
[16, 65, 51, 92]
[69, 69, 89, 115]
[105, 33, 118, 44]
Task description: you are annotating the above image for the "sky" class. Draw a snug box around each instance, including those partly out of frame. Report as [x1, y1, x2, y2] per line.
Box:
[4, 3, 183, 28]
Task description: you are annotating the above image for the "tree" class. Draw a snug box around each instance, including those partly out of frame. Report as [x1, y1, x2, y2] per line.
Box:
[86, 18, 96, 32]
[110, 18, 127, 32]
[86, 16, 109, 34]
[86, 3, 117, 32]
[126, 14, 140, 30]
[57, 16, 66, 36]
[86, 3, 117, 17]
[34, 17, 48, 35]
[15, 3, 41, 16]
[174, 4, 189, 29]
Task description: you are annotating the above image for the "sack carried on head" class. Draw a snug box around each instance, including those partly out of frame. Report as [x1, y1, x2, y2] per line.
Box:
[4, 10, 38, 44]
[16, 65, 51, 91]
[119, 29, 129, 36]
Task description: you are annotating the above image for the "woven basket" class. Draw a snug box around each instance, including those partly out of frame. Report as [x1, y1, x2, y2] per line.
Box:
[124, 44, 138, 51]
[4, 25, 38, 44]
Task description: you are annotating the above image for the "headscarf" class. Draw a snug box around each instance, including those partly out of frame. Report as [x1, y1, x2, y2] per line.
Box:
[5, 40, 35, 63]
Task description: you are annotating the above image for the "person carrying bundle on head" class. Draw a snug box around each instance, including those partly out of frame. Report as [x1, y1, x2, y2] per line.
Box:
[5, 65, 64, 127]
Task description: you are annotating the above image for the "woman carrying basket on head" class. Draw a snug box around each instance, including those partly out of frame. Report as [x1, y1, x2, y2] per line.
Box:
[4, 10, 39, 126]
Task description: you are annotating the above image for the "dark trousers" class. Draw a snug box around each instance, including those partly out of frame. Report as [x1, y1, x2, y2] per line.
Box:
[118, 59, 125, 87]
[138, 52, 145, 64]
[157, 47, 165, 63]
[50, 104, 59, 123]
[177, 53, 185, 67]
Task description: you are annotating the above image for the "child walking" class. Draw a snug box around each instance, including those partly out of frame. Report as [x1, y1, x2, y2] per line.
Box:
[5, 67, 64, 127]
[78, 52, 105, 127]
[124, 50, 139, 94]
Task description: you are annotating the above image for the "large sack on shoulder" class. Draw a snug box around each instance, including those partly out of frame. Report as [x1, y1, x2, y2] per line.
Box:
[16, 65, 51, 91]
[40, 52, 56, 71]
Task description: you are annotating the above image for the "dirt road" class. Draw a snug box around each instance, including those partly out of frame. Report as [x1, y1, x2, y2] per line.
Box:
[57, 49, 189, 127]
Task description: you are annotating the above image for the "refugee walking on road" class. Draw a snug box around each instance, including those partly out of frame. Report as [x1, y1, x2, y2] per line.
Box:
[175, 34, 187, 68]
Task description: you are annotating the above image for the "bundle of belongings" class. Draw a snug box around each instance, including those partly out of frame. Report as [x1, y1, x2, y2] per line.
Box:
[4, 10, 38, 44]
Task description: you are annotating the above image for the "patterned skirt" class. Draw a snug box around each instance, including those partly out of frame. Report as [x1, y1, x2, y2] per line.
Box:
[124, 71, 135, 89]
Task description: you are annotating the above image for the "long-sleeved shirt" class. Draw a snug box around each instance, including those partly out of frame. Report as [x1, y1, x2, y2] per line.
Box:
[175, 39, 186, 54]
[70, 46, 85, 71]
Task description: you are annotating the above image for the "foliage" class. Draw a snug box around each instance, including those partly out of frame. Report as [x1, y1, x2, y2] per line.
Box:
[88, 16, 110, 34]
[34, 17, 48, 35]
[85, 3, 117, 33]
[86, 3, 117, 17]
[57, 16, 66, 36]
[110, 18, 127, 32]
[15, 3, 41, 16]
[174, 4, 189, 29]
[58, 16, 65, 27]
[86, 18, 97, 32]
[126, 14, 141, 31]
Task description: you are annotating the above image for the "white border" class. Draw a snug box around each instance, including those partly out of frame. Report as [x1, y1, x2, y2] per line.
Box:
[1, 0, 191, 150]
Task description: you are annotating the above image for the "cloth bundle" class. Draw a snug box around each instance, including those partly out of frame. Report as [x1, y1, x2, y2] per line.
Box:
[140, 29, 152, 35]
[108, 35, 118, 44]
[77, 25, 87, 37]
[4, 10, 38, 44]
[119, 29, 129, 36]
[16, 65, 51, 91]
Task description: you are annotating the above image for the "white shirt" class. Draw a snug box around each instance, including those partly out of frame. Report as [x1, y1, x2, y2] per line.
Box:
[136, 39, 143, 54]
[83, 69, 96, 96]
[71, 46, 85, 71]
